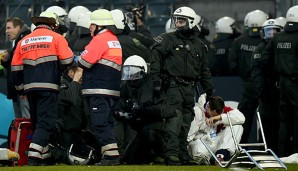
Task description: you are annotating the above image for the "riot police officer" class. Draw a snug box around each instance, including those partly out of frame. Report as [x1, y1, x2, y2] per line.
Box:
[251, 19, 283, 154]
[66, 6, 90, 50]
[262, 5, 298, 157]
[113, 55, 166, 164]
[110, 9, 150, 158]
[194, 14, 216, 74]
[211, 16, 241, 76]
[228, 10, 268, 144]
[73, 11, 92, 55]
[150, 6, 214, 165]
[110, 9, 150, 62]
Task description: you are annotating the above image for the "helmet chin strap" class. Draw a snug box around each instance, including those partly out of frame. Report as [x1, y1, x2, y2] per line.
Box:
[94, 25, 100, 35]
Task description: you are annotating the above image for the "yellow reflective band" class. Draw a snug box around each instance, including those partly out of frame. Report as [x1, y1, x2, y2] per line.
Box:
[11, 65, 24, 71]
[103, 150, 120, 156]
[42, 145, 50, 153]
[60, 56, 74, 65]
[28, 151, 42, 159]
[78, 58, 93, 68]
[82, 89, 120, 96]
[29, 143, 43, 152]
[101, 143, 118, 153]
[15, 84, 24, 90]
[98, 59, 121, 71]
[24, 83, 59, 90]
[41, 152, 51, 159]
[23, 56, 58, 66]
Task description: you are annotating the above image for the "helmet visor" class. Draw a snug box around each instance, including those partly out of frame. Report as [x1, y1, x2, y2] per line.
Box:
[121, 65, 145, 80]
[171, 16, 189, 30]
[263, 27, 281, 39]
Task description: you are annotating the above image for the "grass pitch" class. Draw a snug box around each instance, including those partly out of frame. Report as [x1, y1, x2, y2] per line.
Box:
[1, 164, 297, 171]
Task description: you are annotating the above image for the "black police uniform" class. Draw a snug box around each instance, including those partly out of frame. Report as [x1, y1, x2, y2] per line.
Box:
[65, 23, 78, 50]
[151, 30, 214, 165]
[116, 28, 150, 62]
[73, 35, 92, 53]
[228, 33, 262, 144]
[211, 33, 239, 76]
[251, 40, 280, 153]
[112, 27, 151, 158]
[113, 75, 166, 164]
[198, 35, 217, 77]
[129, 25, 155, 49]
[262, 25, 298, 156]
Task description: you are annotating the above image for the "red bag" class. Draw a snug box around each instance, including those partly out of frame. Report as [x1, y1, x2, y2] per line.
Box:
[8, 118, 33, 166]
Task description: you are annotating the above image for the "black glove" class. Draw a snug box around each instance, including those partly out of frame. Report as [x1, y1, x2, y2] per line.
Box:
[131, 104, 147, 120]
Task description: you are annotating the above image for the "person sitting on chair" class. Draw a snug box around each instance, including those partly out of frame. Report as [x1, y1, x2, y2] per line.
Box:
[187, 94, 245, 165]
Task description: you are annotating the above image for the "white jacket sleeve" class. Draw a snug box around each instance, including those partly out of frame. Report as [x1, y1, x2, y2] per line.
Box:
[220, 108, 245, 125]
[188, 94, 207, 142]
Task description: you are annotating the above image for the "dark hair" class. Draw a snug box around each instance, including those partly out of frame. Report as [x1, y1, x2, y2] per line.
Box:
[67, 62, 78, 72]
[208, 96, 225, 114]
[6, 17, 24, 28]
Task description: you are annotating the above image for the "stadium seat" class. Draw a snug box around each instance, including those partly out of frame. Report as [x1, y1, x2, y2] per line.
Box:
[110, 0, 140, 10]
[145, 0, 173, 18]
[6, 0, 34, 25]
[70, 0, 105, 11]
[146, 16, 169, 36]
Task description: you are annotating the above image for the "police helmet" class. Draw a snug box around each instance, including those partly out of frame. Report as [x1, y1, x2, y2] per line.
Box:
[247, 10, 268, 28]
[89, 9, 115, 26]
[284, 6, 298, 32]
[286, 5, 298, 23]
[193, 14, 202, 31]
[171, 6, 196, 30]
[215, 16, 235, 34]
[121, 55, 147, 80]
[261, 19, 283, 40]
[246, 10, 268, 36]
[110, 9, 126, 30]
[67, 144, 94, 165]
[68, 6, 90, 24]
[46, 6, 67, 18]
[165, 18, 175, 33]
[275, 17, 287, 27]
[77, 11, 92, 29]
[244, 11, 252, 28]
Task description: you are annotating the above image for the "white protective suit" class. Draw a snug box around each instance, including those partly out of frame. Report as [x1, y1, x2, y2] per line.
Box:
[187, 94, 245, 164]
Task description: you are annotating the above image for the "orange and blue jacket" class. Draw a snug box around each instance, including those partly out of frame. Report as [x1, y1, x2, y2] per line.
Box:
[78, 29, 122, 97]
[11, 26, 74, 92]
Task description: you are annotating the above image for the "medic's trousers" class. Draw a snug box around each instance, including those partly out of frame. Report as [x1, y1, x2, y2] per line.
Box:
[87, 96, 119, 159]
[27, 91, 58, 163]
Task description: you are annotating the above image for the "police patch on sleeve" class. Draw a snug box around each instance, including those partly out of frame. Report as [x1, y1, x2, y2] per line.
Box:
[154, 36, 163, 43]
[107, 41, 121, 48]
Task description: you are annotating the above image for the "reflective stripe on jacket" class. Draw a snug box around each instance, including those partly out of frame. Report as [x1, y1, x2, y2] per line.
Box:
[11, 26, 74, 92]
[78, 29, 122, 97]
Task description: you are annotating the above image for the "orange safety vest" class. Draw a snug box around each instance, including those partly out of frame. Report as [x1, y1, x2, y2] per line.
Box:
[78, 29, 122, 97]
[11, 26, 74, 92]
